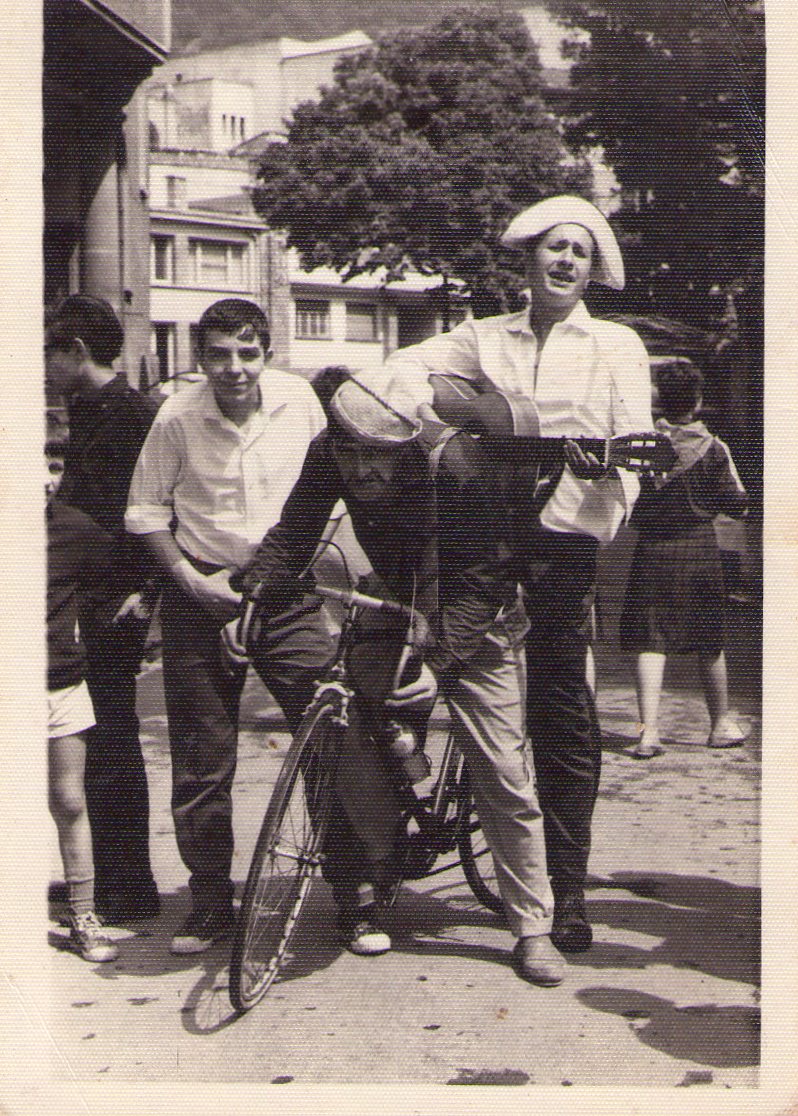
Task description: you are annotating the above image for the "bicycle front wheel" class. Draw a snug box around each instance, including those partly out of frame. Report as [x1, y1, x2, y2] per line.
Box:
[455, 761, 504, 916]
[229, 696, 343, 1012]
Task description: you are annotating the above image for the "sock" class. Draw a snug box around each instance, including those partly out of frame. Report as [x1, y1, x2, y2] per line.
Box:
[67, 876, 94, 919]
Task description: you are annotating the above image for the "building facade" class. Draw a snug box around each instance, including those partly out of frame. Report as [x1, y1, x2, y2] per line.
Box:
[142, 34, 458, 387]
[44, 0, 171, 384]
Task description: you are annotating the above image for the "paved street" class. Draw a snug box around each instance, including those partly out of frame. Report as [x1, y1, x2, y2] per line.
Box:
[40, 585, 762, 1090]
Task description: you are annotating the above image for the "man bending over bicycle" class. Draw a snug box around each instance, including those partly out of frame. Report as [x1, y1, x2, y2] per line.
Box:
[230, 372, 566, 987]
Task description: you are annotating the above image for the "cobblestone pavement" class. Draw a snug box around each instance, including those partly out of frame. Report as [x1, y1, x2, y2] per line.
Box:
[38, 595, 762, 1091]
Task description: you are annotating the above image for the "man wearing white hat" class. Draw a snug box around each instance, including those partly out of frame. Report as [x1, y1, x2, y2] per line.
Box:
[371, 195, 653, 952]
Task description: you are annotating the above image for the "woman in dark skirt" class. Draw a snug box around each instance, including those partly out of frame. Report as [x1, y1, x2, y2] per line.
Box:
[619, 362, 749, 757]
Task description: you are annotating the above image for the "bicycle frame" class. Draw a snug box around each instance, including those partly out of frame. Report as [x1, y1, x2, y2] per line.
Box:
[303, 585, 485, 879]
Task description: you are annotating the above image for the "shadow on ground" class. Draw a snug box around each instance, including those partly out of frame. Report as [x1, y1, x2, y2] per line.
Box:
[576, 987, 759, 1067]
[576, 872, 760, 988]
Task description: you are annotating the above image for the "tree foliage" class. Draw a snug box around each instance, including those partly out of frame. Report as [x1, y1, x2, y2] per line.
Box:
[544, 0, 764, 495]
[252, 5, 593, 310]
[547, 0, 764, 327]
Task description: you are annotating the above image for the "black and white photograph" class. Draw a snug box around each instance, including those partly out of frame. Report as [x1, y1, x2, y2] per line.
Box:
[1, 0, 795, 1111]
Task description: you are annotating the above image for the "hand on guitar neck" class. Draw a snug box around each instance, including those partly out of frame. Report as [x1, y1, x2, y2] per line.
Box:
[427, 373, 675, 477]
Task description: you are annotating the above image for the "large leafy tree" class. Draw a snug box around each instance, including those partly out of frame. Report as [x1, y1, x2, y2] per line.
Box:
[253, 5, 593, 313]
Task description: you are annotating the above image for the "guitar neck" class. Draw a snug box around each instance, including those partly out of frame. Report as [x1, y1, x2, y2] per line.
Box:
[483, 435, 607, 468]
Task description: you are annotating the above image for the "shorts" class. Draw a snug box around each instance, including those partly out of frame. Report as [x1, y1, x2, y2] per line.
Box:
[48, 680, 96, 739]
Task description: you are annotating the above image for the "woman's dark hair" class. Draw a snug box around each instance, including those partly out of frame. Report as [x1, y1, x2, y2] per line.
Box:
[196, 298, 271, 353]
[45, 295, 124, 366]
[656, 361, 704, 421]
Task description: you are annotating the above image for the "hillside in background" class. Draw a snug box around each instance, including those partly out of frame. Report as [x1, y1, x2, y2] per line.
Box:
[171, 0, 529, 53]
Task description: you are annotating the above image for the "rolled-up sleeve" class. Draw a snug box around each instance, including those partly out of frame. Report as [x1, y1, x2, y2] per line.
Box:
[125, 413, 182, 535]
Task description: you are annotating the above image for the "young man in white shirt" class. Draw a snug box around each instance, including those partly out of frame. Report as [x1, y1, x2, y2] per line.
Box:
[372, 196, 653, 953]
[126, 299, 333, 954]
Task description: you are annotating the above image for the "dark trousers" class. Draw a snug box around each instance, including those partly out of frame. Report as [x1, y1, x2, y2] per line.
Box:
[520, 527, 601, 898]
[160, 578, 333, 911]
[80, 609, 156, 903]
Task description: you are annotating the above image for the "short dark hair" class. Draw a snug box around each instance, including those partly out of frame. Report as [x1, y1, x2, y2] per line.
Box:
[312, 366, 352, 412]
[196, 298, 270, 354]
[45, 295, 124, 365]
[656, 361, 704, 421]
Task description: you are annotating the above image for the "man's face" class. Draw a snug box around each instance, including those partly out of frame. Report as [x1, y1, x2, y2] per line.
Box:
[331, 438, 400, 505]
[44, 334, 81, 397]
[45, 454, 64, 501]
[201, 324, 265, 413]
[525, 223, 594, 316]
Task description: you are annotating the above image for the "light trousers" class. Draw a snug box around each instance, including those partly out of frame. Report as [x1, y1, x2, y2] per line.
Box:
[333, 622, 554, 938]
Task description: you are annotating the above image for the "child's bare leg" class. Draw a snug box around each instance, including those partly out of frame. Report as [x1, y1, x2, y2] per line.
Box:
[701, 650, 748, 747]
[627, 652, 666, 757]
[699, 650, 728, 728]
[49, 731, 118, 961]
[637, 652, 666, 741]
[48, 731, 93, 912]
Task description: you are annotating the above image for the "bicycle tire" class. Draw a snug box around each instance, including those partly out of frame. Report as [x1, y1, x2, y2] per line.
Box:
[229, 696, 343, 1012]
[455, 760, 504, 915]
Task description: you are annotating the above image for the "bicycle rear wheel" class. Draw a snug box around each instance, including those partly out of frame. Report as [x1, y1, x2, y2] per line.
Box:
[455, 760, 504, 915]
[229, 696, 342, 1012]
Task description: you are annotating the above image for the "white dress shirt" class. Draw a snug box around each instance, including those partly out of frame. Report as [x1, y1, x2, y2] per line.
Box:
[126, 372, 326, 569]
[377, 301, 652, 543]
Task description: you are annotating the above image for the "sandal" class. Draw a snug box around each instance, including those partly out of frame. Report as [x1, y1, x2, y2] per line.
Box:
[623, 735, 665, 759]
[707, 714, 750, 749]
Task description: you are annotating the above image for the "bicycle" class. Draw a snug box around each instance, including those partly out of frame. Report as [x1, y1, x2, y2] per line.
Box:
[228, 582, 503, 1013]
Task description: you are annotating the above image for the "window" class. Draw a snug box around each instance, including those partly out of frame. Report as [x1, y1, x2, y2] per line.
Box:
[346, 303, 379, 342]
[189, 239, 249, 288]
[295, 299, 330, 339]
[151, 323, 175, 382]
[166, 175, 186, 209]
[151, 235, 175, 283]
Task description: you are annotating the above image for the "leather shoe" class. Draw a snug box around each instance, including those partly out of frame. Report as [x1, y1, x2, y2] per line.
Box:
[551, 892, 592, 953]
[512, 935, 566, 986]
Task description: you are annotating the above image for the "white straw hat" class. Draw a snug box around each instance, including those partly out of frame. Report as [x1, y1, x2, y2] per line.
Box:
[329, 378, 422, 448]
[500, 195, 625, 290]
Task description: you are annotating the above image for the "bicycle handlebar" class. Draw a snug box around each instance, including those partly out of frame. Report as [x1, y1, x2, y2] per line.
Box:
[235, 582, 416, 661]
[312, 583, 412, 618]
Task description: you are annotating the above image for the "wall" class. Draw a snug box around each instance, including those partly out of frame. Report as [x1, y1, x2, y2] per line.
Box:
[146, 33, 369, 138]
[288, 292, 390, 378]
[149, 159, 251, 207]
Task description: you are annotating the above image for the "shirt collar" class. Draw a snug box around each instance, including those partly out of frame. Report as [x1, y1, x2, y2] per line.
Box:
[503, 300, 593, 337]
[199, 373, 291, 428]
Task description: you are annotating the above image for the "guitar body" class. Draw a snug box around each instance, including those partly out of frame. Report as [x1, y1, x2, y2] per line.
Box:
[429, 373, 675, 476]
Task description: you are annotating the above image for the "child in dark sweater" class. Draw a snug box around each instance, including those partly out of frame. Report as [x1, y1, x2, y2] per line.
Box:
[47, 453, 119, 961]
[619, 363, 749, 758]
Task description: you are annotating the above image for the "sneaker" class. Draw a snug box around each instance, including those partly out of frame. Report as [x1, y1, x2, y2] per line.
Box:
[69, 911, 119, 963]
[339, 904, 391, 956]
[170, 907, 235, 955]
[551, 891, 592, 953]
[512, 935, 566, 986]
